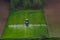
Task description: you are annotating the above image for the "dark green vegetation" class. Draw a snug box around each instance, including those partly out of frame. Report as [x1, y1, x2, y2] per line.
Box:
[10, 0, 44, 10]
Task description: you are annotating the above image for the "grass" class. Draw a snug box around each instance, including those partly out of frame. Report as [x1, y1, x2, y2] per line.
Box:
[2, 10, 48, 38]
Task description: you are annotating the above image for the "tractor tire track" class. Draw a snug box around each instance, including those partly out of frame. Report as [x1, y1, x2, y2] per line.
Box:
[0, 1, 9, 37]
[44, 0, 60, 37]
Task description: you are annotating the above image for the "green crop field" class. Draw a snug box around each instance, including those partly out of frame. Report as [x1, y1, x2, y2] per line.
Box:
[2, 10, 48, 38]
